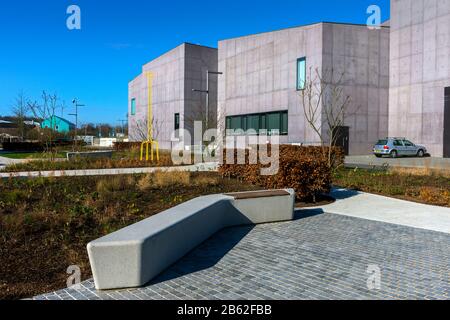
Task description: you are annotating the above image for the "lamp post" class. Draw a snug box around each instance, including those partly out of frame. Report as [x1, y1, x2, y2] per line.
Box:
[69, 98, 85, 150]
[192, 70, 222, 130]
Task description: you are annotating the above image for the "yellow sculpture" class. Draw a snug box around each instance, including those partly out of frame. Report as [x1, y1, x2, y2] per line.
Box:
[140, 71, 160, 161]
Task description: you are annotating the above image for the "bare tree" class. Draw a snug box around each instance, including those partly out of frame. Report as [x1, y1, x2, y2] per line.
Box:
[300, 67, 353, 168]
[11, 91, 29, 141]
[28, 91, 62, 158]
[133, 117, 163, 142]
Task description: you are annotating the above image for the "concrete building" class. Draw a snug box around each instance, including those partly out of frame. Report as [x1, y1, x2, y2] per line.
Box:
[129, 1, 450, 157]
[128, 43, 218, 150]
[217, 22, 390, 155]
[389, 0, 450, 157]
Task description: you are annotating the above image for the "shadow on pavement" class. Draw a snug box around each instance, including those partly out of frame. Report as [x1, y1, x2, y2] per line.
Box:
[145, 224, 255, 286]
[330, 188, 361, 200]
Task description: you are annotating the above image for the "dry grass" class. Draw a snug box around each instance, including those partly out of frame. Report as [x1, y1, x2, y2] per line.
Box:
[334, 167, 450, 207]
[0, 172, 261, 300]
[390, 167, 450, 178]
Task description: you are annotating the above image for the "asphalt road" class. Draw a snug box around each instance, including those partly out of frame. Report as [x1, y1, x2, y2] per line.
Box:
[345, 155, 450, 170]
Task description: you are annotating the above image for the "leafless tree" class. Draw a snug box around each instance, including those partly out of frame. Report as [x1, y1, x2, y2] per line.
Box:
[133, 117, 163, 142]
[11, 91, 29, 141]
[300, 67, 353, 168]
[28, 91, 62, 159]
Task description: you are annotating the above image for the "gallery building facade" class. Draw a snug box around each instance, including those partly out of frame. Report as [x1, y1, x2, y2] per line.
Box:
[129, 1, 450, 157]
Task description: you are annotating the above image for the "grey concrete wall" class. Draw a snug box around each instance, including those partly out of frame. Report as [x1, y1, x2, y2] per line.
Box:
[218, 23, 325, 145]
[323, 23, 390, 155]
[389, 0, 450, 157]
[128, 44, 218, 150]
[184, 44, 219, 145]
[218, 22, 389, 155]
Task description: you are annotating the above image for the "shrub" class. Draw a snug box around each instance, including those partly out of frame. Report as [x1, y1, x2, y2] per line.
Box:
[113, 142, 143, 151]
[219, 145, 344, 201]
[2, 142, 44, 152]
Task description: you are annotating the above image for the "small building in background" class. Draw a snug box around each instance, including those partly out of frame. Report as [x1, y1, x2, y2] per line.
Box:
[41, 116, 76, 133]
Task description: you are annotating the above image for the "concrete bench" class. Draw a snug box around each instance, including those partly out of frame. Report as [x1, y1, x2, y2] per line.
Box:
[67, 151, 113, 161]
[87, 189, 295, 290]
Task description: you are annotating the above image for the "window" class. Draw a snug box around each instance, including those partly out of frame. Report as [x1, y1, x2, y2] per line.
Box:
[404, 140, 414, 147]
[393, 140, 403, 146]
[174, 113, 180, 131]
[131, 98, 136, 115]
[174, 113, 180, 138]
[296, 57, 306, 91]
[225, 111, 288, 136]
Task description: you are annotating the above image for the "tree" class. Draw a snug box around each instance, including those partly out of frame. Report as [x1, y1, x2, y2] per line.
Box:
[299, 67, 353, 169]
[28, 91, 62, 158]
[11, 91, 29, 141]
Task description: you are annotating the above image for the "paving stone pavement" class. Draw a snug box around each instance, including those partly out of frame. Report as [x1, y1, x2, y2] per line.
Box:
[33, 211, 450, 300]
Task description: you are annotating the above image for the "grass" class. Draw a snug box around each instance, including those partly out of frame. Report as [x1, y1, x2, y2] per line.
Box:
[0, 152, 66, 160]
[333, 167, 450, 207]
[0, 172, 261, 300]
[0, 150, 176, 172]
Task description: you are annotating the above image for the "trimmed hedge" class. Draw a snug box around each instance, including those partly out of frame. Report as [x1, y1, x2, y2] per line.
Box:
[218, 145, 344, 201]
[2, 140, 74, 152]
[2, 142, 44, 152]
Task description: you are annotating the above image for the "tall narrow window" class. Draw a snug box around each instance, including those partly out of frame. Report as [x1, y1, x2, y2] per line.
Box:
[131, 98, 136, 115]
[174, 113, 180, 138]
[174, 113, 180, 131]
[296, 57, 306, 91]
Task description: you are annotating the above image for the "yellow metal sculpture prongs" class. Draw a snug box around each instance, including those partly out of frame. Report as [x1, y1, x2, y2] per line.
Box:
[140, 71, 160, 162]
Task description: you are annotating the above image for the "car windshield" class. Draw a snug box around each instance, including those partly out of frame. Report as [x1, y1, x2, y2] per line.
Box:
[376, 140, 388, 146]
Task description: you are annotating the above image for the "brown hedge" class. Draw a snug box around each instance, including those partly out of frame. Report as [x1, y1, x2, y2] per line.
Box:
[113, 142, 143, 151]
[218, 145, 344, 201]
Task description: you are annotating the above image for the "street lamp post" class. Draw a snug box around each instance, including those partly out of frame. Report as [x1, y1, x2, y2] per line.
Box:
[192, 70, 222, 130]
[69, 98, 85, 150]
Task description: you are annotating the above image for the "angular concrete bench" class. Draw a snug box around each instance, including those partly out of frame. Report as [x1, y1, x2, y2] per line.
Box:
[67, 151, 113, 161]
[87, 189, 295, 290]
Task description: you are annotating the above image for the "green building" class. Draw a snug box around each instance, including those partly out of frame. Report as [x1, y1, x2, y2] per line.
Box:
[41, 116, 76, 133]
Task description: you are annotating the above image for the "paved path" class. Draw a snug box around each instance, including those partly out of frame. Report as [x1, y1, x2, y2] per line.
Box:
[345, 155, 450, 170]
[0, 162, 219, 178]
[33, 212, 450, 300]
[0, 155, 28, 170]
[313, 189, 450, 234]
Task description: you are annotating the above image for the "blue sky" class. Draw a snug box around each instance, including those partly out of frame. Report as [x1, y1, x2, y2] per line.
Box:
[0, 0, 390, 126]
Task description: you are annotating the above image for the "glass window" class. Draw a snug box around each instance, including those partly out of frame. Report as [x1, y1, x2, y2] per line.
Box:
[225, 111, 288, 136]
[131, 98, 136, 115]
[297, 57, 306, 90]
[174, 113, 180, 131]
[226, 117, 231, 130]
[246, 115, 260, 132]
[281, 112, 288, 134]
[404, 140, 414, 147]
[393, 140, 403, 146]
[230, 116, 243, 130]
[267, 113, 281, 134]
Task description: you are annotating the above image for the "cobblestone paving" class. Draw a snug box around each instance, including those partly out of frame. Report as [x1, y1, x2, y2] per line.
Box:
[33, 211, 450, 300]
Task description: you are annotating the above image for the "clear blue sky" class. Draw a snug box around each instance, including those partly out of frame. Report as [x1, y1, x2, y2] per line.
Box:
[0, 0, 390, 126]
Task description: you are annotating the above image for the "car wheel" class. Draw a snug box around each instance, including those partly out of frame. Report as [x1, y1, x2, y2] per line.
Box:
[375, 155, 382, 158]
[417, 150, 425, 158]
[390, 150, 398, 158]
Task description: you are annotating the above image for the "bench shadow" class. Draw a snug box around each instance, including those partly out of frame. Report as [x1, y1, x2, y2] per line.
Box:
[293, 208, 325, 220]
[329, 188, 361, 200]
[146, 224, 255, 285]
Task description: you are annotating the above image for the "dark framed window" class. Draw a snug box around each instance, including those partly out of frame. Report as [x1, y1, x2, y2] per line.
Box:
[296, 57, 306, 91]
[225, 111, 288, 136]
[174, 113, 180, 131]
[131, 98, 136, 115]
